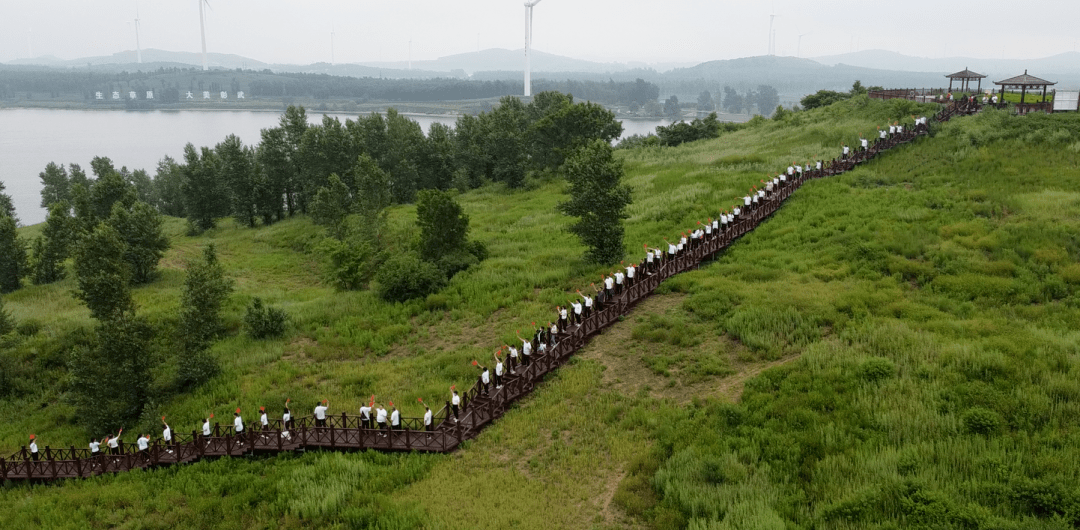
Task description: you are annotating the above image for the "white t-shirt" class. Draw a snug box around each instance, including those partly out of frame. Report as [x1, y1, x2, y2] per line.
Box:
[571, 302, 582, 314]
[668, 243, 677, 254]
[880, 130, 887, 139]
[234, 416, 244, 433]
[163, 427, 172, 442]
[314, 405, 327, 420]
[90, 441, 101, 453]
[889, 125, 896, 134]
[615, 272, 624, 284]
[758, 190, 765, 199]
[646, 251, 654, 262]
[816, 161, 822, 170]
[30, 442, 38, 454]
[604, 277, 614, 290]
[787, 166, 794, 175]
[712, 220, 719, 229]
[390, 410, 400, 426]
[424, 410, 432, 426]
[495, 361, 504, 376]
[766, 182, 774, 192]
[522, 340, 532, 356]
[359, 406, 370, 420]
[705, 224, 712, 234]
[752, 195, 760, 204]
[583, 296, 593, 307]
[482, 369, 490, 383]
[284, 411, 292, 423]
[108, 438, 120, 449]
[897, 126, 903, 134]
[137, 437, 149, 451]
[680, 237, 687, 246]
[202, 421, 211, 436]
[626, 266, 635, 278]
[376, 408, 387, 423]
[451, 394, 460, 406]
[260, 413, 268, 426]
[559, 308, 568, 319]
[677, 242, 684, 251]
[843, 146, 850, 155]
[780, 174, 787, 182]
[733, 207, 741, 217]
[722, 216, 729, 225]
[861, 139, 868, 148]
[509, 346, 519, 359]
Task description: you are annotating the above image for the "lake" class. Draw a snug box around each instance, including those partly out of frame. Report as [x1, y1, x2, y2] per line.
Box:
[0, 108, 672, 225]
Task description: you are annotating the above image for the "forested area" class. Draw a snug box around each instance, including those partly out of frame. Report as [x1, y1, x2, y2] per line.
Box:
[0, 91, 631, 436]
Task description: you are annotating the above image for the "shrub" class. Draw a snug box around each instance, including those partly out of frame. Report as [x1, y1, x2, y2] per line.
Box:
[0, 297, 13, 335]
[859, 357, 896, 382]
[962, 407, 1001, 435]
[375, 252, 446, 302]
[16, 318, 41, 337]
[244, 297, 288, 339]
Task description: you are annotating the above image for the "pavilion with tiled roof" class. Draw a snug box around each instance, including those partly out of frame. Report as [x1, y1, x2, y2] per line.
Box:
[994, 70, 1056, 113]
[946, 67, 986, 93]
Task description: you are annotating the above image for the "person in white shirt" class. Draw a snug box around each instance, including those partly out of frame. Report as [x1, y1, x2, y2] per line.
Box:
[557, 305, 568, 331]
[423, 403, 433, 432]
[743, 194, 752, 211]
[29, 435, 39, 462]
[711, 217, 719, 233]
[108, 432, 122, 456]
[679, 233, 688, 251]
[375, 404, 388, 433]
[603, 274, 615, 299]
[570, 300, 582, 325]
[390, 405, 401, 431]
[233, 411, 245, 437]
[842, 144, 850, 159]
[89, 438, 101, 456]
[493, 352, 504, 389]
[645, 250, 655, 274]
[314, 400, 329, 428]
[879, 128, 887, 141]
[506, 344, 519, 374]
[860, 137, 868, 150]
[162, 418, 172, 445]
[450, 388, 461, 422]
[704, 221, 712, 240]
[283, 403, 293, 438]
[667, 241, 677, 259]
[816, 160, 822, 171]
[521, 335, 532, 367]
[548, 321, 558, 346]
[478, 363, 491, 395]
[765, 179, 775, 197]
[577, 290, 593, 319]
[137, 434, 149, 453]
[202, 417, 212, 437]
[732, 206, 741, 220]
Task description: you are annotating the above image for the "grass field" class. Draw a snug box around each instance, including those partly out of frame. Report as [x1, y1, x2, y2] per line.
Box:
[2, 97, 1079, 529]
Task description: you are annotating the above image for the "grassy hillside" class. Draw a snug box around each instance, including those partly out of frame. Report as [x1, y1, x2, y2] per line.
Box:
[2, 98, 1079, 529]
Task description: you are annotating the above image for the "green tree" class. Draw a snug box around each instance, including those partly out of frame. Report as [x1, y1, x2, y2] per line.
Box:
[527, 93, 623, 172]
[484, 96, 529, 188]
[416, 189, 470, 261]
[216, 134, 258, 227]
[418, 122, 457, 190]
[558, 140, 632, 265]
[375, 252, 447, 302]
[68, 163, 91, 190]
[257, 127, 291, 222]
[0, 296, 13, 336]
[723, 86, 744, 114]
[0, 215, 28, 293]
[310, 173, 354, 240]
[31, 200, 73, 285]
[127, 168, 154, 204]
[181, 143, 228, 232]
[663, 95, 681, 119]
[452, 114, 490, 190]
[38, 162, 71, 208]
[69, 315, 153, 432]
[850, 80, 868, 96]
[383, 108, 426, 203]
[107, 201, 170, 285]
[754, 85, 780, 117]
[152, 155, 186, 217]
[0, 181, 17, 222]
[800, 90, 849, 110]
[89, 156, 116, 180]
[697, 91, 715, 112]
[280, 106, 309, 213]
[88, 170, 136, 222]
[73, 223, 134, 320]
[298, 115, 358, 210]
[176, 245, 233, 390]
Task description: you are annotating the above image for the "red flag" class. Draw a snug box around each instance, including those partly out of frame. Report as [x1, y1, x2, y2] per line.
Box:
[29, 434, 35, 440]
[235, 407, 241, 414]
[161, 415, 166, 421]
[286, 398, 291, 405]
[472, 360, 478, 366]
[322, 399, 327, 404]
[389, 401, 394, 407]
[208, 414, 213, 419]
[259, 406, 265, 412]
[496, 351, 501, 357]
[451, 385, 456, 390]
[417, 397, 423, 403]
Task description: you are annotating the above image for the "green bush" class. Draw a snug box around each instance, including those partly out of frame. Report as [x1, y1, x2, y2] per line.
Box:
[962, 407, 1001, 435]
[859, 357, 896, 382]
[375, 252, 447, 302]
[244, 297, 288, 339]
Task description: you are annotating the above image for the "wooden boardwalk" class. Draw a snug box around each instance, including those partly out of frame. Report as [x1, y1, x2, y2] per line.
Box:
[0, 102, 978, 483]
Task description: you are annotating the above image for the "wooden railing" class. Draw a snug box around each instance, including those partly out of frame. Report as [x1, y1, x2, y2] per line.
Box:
[2, 102, 961, 483]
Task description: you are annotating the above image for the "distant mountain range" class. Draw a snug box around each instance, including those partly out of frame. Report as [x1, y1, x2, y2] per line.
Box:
[6, 48, 1078, 101]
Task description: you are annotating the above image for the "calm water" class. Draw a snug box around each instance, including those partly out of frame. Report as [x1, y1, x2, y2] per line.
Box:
[0, 109, 670, 225]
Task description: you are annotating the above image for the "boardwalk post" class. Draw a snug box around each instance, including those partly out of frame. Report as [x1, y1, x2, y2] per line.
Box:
[47, 446, 58, 479]
[330, 417, 336, 449]
[405, 426, 411, 450]
[195, 431, 203, 458]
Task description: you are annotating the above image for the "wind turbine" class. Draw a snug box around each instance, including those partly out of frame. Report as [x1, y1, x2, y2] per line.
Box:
[135, 2, 143, 64]
[797, 32, 810, 58]
[198, 0, 211, 71]
[768, 11, 776, 56]
[524, 0, 542, 97]
[331, 25, 335, 66]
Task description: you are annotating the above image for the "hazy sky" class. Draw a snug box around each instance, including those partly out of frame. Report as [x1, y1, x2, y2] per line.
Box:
[2, 0, 1078, 65]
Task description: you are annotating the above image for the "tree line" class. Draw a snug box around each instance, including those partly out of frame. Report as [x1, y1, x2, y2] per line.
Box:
[0, 91, 634, 433]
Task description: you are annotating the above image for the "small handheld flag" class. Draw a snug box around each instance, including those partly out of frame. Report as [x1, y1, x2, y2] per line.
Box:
[472, 360, 478, 366]
[322, 399, 327, 404]
[208, 414, 213, 419]
[29, 434, 35, 440]
[260, 406, 265, 412]
[389, 401, 394, 407]
[417, 397, 423, 403]
[451, 385, 456, 390]
[235, 407, 241, 414]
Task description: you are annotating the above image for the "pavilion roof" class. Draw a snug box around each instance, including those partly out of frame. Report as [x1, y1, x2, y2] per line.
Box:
[995, 70, 1056, 87]
[946, 67, 986, 79]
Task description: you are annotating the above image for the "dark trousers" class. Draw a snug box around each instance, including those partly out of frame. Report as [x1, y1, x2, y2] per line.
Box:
[452, 405, 459, 420]
[523, 354, 531, 367]
[316, 418, 326, 428]
[480, 380, 489, 395]
[572, 312, 581, 325]
[111, 447, 120, 456]
[616, 283, 623, 295]
[509, 356, 517, 372]
[362, 417, 371, 429]
[494, 373, 502, 387]
[31, 452, 39, 461]
[426, 423, 433, 432]
[583, 305, 591, 319]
